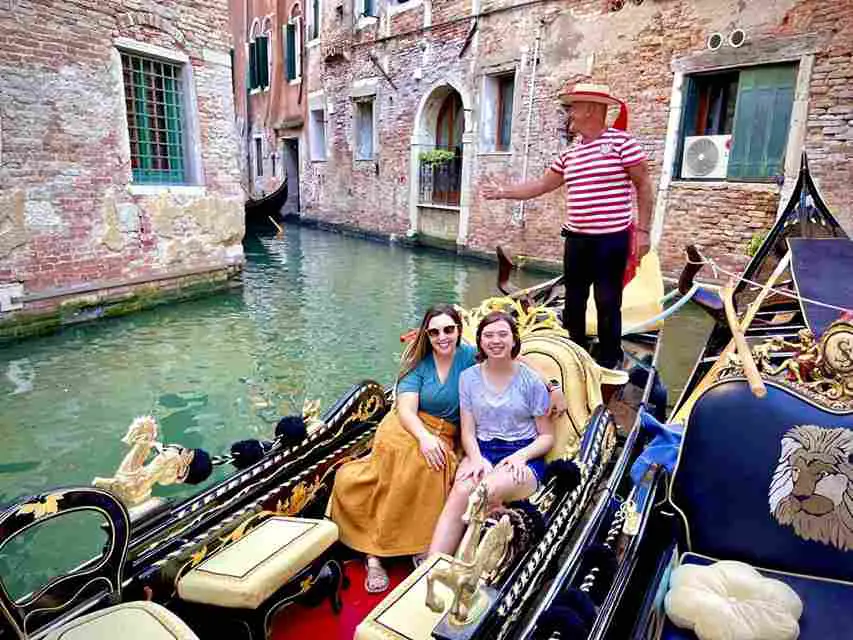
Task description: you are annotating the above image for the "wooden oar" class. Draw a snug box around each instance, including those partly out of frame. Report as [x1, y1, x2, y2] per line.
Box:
[268, 216, 285, 239]
[671, 251, 791, 422]
[722, 279, 766, 398]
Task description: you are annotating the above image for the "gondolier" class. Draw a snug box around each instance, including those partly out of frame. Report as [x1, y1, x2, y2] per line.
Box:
[483, 82, 653, 368]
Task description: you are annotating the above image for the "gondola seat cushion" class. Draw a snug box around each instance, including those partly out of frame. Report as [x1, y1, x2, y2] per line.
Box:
[664, 560, 802, 640]
[355, 553, 456, 640]
[663, 554, 853, 640]
[177, 516, 338, 609]
[45, 601, 199, 640]
[672, 380, 853, 582]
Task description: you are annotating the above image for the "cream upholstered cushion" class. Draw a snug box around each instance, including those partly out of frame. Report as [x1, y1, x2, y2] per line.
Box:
[177, 516, 338, 609]
[45, 601, 198, 640]
[665, 560, 803, 640]
[356, 553, 455, 640]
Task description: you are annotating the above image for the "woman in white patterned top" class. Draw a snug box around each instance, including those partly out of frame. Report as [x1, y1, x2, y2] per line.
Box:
[428, 311, 555, 556]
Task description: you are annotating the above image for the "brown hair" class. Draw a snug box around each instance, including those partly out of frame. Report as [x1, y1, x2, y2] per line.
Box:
[397, 304, 464, 383]
[475, 311, 521, 362]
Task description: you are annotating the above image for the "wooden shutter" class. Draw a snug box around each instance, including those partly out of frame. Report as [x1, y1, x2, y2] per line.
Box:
[257, 36, 269, 88]
[728, 64, 797, 180]
[286, 23, 296, 80]
[248, 40, 257, 89]
[312, 0, 320, 39]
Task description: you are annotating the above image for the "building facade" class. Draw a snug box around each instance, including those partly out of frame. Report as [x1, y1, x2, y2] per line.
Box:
[294, 0, 853, 277]
[231, 0, 306, 216]
[0, 1, 244, 338]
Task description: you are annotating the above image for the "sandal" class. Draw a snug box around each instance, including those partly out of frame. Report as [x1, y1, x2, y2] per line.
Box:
[412, 552, 429, 569]
[364, 557, 390, 594]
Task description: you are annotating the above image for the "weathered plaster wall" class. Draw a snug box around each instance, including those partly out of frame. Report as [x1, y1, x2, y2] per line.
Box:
[300, 0, 853, 278]
[0, 1, 244, 321]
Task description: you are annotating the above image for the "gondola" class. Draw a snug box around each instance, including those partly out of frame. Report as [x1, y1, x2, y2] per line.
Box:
[0, 234, 677, 639]
[244, 180, 288, 234]
[521, 153, 853, 640]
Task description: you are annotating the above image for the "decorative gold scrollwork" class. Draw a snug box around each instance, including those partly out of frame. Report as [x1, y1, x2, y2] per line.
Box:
[718, 320, 853, 411]
[17, 494, 63, 519]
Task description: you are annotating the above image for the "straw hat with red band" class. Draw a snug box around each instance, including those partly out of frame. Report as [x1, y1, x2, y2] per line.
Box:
[558, 82, 629, 131]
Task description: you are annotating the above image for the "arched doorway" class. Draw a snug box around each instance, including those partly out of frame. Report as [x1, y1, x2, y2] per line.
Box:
[410, 82, 472, 246]
[431, 92, 463, 205]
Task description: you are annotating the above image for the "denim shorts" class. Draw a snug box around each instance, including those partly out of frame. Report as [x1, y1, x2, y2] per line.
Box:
[477, 436, 545, 484]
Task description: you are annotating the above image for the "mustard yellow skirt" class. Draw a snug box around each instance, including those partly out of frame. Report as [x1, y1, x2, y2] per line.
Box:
[329, 409, 458, 557]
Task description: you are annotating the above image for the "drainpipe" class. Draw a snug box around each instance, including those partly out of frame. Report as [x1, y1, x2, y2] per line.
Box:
[513, 19, 543, 228]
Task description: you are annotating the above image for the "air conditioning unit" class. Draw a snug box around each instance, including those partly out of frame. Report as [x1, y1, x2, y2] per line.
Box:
[682, 134, 731, 179]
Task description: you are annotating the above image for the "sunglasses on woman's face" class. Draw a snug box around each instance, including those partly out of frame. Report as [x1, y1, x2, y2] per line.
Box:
[427, 325, 458, 338]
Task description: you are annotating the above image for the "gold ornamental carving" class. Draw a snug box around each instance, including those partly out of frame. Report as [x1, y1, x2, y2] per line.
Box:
[425, 482, 513, 626]
[718, 320, 853, 411]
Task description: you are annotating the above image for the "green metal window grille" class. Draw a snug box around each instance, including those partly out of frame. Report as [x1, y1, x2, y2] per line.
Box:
[286, 25, 297, 80]
[121, 52, 186, 185]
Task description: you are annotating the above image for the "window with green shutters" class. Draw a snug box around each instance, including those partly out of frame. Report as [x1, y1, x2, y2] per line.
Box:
[310, 0, 320, 40]
[252, 35, 270, 90]
[286, 24, 297, 80]
[120, 52, 186, 185]
[362, 0, 376, 17]
[727, 64, 797, 180]
[677, 62, 797, 182]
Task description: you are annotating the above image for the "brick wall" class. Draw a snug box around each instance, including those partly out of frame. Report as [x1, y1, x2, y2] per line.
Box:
[0, 0, 244, 318]
[299, 0, 852, 278]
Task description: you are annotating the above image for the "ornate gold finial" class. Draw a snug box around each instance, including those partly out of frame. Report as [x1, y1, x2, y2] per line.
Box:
[18, 493, 63, 519]
[302, 398, 326, 434]
[425, 482, 514, 626]
[719, 320, 853, 411]
[92, 416, 196, 507]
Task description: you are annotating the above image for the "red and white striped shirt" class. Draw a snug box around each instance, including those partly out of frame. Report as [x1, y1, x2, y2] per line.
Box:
[549, 128, 646, 235]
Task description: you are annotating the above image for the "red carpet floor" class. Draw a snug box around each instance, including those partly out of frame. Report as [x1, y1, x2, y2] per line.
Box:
[270, 559, 412, 640]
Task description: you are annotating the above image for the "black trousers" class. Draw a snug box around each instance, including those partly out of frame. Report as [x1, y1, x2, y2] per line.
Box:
[562, 229, 630, 369]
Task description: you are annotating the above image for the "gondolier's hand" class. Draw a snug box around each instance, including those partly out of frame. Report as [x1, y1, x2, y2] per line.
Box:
[637, 228, 651, 259]
[548, 386, 567, 418]
[418, 431, 447, 471]
[481, 184, 505, 200]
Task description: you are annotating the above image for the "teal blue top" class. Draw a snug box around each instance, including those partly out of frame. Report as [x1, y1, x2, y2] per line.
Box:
[396, 343, 477, 425]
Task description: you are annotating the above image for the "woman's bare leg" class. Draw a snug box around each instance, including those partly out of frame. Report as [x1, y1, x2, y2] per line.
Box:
[484, 466, 538, 507]
[428, 477, 476, 556]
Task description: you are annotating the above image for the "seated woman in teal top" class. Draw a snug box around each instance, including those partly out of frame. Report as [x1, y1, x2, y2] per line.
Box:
[329, 304, 475, 593]
[396, 338, 476, 425]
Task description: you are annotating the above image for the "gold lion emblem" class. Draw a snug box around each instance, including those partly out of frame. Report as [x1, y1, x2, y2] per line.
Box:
[769, 425, 853, 551]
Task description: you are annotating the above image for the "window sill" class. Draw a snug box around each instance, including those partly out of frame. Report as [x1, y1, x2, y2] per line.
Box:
[249, 87, 271, 95]
[389, 0, 423, 16]
[307, 39, 321, 49]
[310, 157, 328, 163]
[354, 157, 377, 162]
[417, 203, 461, 211]
[356, 16, 379, 30]
[289, 78, 302, 86]
[478, 150, 512, 157]
[670, 179, 779, 191]
[128, 185, 206, 197]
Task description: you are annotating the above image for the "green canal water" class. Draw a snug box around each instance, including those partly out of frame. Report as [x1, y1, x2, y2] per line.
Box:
[0, 224, 711, 597]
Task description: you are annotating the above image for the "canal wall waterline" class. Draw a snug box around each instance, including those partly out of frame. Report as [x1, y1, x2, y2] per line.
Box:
[286, 213, 564, 277]
[0, 264, 242, 344]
